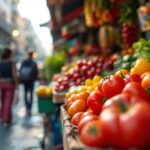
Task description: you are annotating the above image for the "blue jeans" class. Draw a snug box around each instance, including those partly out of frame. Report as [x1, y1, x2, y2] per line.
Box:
[23, 81, 34, 113]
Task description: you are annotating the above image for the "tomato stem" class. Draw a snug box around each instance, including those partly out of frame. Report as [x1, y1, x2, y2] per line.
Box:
[120, 71, 126, 79]
[118, 100, 128, 112]
[89, 125, 98, 135]
[101, 98, 106, 103]
[104, 76, 110, 80]
[146, 87, 150, 94]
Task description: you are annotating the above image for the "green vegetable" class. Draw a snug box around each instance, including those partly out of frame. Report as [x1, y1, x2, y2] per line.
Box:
[43, 52, 66, 81]
[123, 54, 134, 62]
[133, 38, 150, 61]
[113, 57, 123, 68]
[121, 62, 131, 71]
[101, 71, 109, 77]
[119, 0, 140, 24]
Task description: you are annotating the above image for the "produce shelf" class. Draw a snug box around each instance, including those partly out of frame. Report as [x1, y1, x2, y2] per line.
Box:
[60, 105, 111, 150]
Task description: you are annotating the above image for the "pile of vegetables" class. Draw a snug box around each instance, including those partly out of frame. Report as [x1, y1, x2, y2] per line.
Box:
[64, 47, 150, 149]
[66, 72, 150, 149]
[113, 54, 137, 71]
[43, 52, 66, 81]
[133, 38, 150, 61]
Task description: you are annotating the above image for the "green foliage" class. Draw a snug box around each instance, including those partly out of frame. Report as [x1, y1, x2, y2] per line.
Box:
[133, 38, 150, 62]
[43, 52, 66, 81]
[97, 0, 111, 10]
[119, 0, 140, 24]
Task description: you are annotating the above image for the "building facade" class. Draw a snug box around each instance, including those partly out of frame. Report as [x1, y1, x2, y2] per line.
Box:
[0, 0, 19, 50]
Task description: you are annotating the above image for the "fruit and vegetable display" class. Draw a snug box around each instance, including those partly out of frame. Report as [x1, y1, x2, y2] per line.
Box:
[113, 54, 137, 71]
[35, 85, 53, 97]
[114, 38, 150, 72]
[63, 41, 150, 149]
[54, 56, 116, 92]
[120, 0, 140, 48]
[64, 71, 150, 149]
[34, 0, 150, 148]
[84, 0, 122, 27]
[84, 0, 140, 52]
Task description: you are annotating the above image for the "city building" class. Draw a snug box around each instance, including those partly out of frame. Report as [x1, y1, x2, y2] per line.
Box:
[0, 0, 45, 61]
[0, 0, 19, 50]
[16, 17, 45, 61]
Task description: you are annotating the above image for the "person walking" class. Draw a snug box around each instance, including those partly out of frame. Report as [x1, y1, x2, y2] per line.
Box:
[20, 51, 38, 115]
[0, 48, 19, 125]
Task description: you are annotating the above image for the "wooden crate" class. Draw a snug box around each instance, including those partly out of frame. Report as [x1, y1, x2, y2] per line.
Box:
[53, 89, 66, 104]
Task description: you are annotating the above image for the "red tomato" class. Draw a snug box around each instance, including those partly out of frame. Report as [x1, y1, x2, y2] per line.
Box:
[80, 120, 105, 147]
[78, 114, 99, 133]
[141, 74, 150, 89]
[98, 78, 104, 94]
[124, 73, 141, 84]
[141, 74, 150, 100]
[87, 91, 105, 115]
[65, 97, 74, 110]
[102, 75, 125, 98]
[79, 111, 95, 121]
[100, 93, 150, 149]
[72, 92, 90, 101]
[141, 71, 150, 79]
[122, 82, 149, 100]
[78, 92, 90, 101]
[71, 112, 84, 126]
[68, 99, 87, 117]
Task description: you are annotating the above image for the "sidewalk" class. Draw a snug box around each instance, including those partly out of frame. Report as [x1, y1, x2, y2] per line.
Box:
[0, 84, 44, 150]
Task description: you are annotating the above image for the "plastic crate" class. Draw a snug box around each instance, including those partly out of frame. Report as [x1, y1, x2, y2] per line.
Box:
[38, 97, 56, 114]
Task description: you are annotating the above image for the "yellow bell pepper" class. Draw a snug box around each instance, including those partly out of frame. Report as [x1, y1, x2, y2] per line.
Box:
[130, 58, 150, 75]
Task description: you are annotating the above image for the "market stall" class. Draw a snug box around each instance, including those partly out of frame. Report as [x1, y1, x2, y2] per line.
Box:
[35, 0, 150, 149]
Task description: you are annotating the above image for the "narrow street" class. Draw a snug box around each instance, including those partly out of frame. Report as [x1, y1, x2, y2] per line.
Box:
[0, 85, 44, 150]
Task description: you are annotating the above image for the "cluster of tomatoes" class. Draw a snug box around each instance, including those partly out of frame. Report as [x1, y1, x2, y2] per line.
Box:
[65, 69, 150, 149]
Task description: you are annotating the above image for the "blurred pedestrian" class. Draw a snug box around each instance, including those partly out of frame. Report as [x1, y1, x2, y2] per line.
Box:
[0, 48, 19, 125]
[20, 51, 38, 115]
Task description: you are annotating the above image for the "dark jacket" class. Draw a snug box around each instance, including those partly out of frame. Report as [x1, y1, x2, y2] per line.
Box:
[20, 58, 38, 82]
[0, 60, 15, 81]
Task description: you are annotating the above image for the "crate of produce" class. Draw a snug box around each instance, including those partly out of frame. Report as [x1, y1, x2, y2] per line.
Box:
[60, 105, 103, 150]
[38, 96, 56, 114]
[52, 89, 66, 104]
